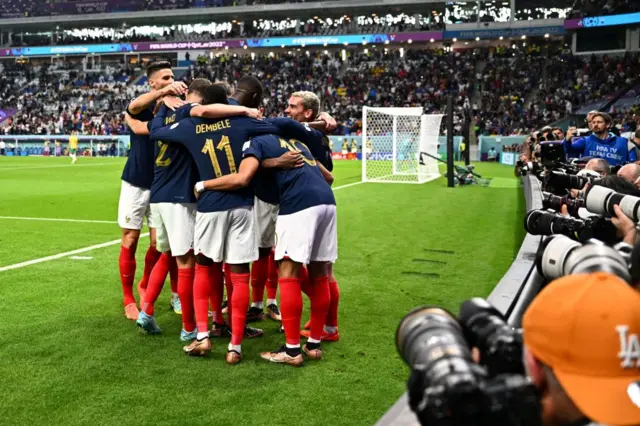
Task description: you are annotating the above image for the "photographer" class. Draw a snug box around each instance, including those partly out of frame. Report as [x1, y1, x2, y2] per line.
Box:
[618, 163, 640, 189]
[522, 272, 640, 426]
[564, 113, 636, 166]
[582, 158, 610, 176]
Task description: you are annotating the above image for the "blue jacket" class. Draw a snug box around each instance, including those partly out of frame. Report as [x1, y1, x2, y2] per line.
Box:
[564, 133, 637, 166]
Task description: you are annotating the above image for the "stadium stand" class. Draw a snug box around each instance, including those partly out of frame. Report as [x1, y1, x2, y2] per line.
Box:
[569, 0, 640, 18]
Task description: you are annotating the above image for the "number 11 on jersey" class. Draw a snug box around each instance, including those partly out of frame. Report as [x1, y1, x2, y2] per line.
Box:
[202, 135, 237, 178]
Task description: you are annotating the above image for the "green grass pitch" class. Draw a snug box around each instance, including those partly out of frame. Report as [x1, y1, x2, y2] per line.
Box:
[0, 156, 524, 425]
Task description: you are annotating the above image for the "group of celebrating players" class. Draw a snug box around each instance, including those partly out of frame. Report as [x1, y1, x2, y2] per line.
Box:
[116, 61, 340, 366]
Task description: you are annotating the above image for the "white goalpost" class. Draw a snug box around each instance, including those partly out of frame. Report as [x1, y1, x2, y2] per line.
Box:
[362, 106, 443, 184]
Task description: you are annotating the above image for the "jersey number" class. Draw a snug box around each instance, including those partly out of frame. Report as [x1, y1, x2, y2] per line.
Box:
[279, 138, 317, 166]
[202, 136, 237, 178]
[155, 141, 171, 167]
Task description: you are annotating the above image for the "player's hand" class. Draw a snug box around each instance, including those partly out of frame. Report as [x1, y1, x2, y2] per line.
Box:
[163, 96, 187, 111]
[244, 108, 263, 120]
[612, 204, 637, 244]
[162, 81, 188, 97]
[318, 112, 337, 132]
[277, 151, 304, 169]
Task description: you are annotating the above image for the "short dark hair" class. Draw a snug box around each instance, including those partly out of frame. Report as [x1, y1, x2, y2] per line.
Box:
[634, 129, 640, 140]
[203, 85, 229, 105]
[213, 81, 234, 96]
[146, 61, 172, 78]
[236, 75, 264, 108]
[188, 78, 211, 99]
[594, 175, 640, 196]
[591, 112, 612, 126]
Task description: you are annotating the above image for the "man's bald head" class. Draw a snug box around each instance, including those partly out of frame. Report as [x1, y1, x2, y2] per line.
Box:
[584, 158, 610, 175]
[617, 163, 640, 188]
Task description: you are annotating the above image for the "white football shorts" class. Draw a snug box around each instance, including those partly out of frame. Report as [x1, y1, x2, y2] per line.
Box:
[194, 207, 258, 264]
[254, 197, 279, 249]
[151, 202, 196, 256]
[118, 180, 154, 230]
[275, 204, 338, 265]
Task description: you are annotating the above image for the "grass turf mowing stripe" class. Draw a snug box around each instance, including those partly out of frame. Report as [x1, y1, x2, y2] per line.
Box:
[0, 233, 148, 273]
[0, 162, 122, 171]
[0, 216, 117, 224]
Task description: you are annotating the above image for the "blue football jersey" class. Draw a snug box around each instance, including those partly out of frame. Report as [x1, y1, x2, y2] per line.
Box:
[122, 104, 156, 189]
[150, 111, 281, 213]
[266, 117, 333, 171]
[150, 103, 199, 204]
[244, 134, 336, 215]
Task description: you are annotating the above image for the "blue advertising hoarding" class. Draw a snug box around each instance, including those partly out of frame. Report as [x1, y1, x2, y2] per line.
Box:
[245, 34, 390, 48]
[565, 12, 640, 29]
[444, 25, 565, 40]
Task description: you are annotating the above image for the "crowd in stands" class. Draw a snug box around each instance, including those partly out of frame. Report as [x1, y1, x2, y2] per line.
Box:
[569, 0, 640, 18]
[1, 61, 139, 136]
[2, 44, 640, 138]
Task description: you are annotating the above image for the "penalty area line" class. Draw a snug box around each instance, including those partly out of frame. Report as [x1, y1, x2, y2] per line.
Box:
[0, 216, 117, 224]
[332, 181, 364, 191]
[0, 233, 149, 273]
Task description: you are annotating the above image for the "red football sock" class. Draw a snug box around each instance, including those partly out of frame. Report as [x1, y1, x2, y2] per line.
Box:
[280, 277, 303, 346]
[250, 255, 269, 304]
[169, 256, 178, 295]
[208, 263, 225, 325]
[119, 246, 137, 306]
[139, 245, 161, 290]
[224, 263, 233, 326]
[230, 272, 250, 346]
[141, 252, 171, 316]
[309, 275, 330, 341]
[300, 265, 312, 298]
[327, 279, 340, 328]
[266, 251, 278, 300]
[194, 264, 212, 333]
[178, 267, 196, 332]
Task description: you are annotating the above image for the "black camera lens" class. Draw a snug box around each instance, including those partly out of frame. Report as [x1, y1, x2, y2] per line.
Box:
[458, 298, 524, 377]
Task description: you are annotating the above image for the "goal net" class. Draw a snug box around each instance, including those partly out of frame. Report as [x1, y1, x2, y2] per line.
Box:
[362, 106, 443, 184]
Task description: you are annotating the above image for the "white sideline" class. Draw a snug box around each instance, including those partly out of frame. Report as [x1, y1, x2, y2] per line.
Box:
[332, 181, 364, 191]
[0, 162, 120, 171]
[0, 233, 149, 273]
[0, 216, 117, 224]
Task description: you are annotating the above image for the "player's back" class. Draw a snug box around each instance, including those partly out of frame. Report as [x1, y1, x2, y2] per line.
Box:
[246, 134, 336, 215]
[150, 104, 199, 204]
[123, 105, 155, 189]
[266, 117, 333, 171]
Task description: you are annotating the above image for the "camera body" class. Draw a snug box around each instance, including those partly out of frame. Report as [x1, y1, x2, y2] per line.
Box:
[396, 300, 542, 426]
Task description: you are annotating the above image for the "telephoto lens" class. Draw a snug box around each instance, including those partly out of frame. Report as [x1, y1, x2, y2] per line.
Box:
[544, 170, 598, 193]
[524, 210, 619, 244]
[396, 306, 488, 426]
[585, 185, 640, 222]
[535, 235, 632, 282]
[541, 192, 584, 216]
[457, 298, 525, 377]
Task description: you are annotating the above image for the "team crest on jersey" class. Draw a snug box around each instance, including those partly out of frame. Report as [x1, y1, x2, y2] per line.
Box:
[617, 325, 640, 368]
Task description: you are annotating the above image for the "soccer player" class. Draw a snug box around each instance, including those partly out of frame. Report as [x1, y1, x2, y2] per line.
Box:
[280, 91, 340, 342]
[149, 76, 279, 364]
[246, 93, 336, 325]
[118, 61, 187, 320]
[196, 132, 337, 367]
[69, 131, 79, 164]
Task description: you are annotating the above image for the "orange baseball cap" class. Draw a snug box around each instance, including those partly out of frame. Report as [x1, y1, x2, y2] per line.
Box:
[523, 272, 640, 426]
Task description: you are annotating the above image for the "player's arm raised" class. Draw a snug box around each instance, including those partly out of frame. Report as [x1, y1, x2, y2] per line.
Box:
[190, 104, 262, 120]
[128, 81, 187, 116]
[197, 157, 260, 192]
[124, 113, 150, 136]
[261, 151, 303, 169]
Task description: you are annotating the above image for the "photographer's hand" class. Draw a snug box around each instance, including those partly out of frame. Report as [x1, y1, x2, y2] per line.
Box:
[566, 126, 577, 141]
[612, 204, 637, 245]
[560, 205, 570, 217]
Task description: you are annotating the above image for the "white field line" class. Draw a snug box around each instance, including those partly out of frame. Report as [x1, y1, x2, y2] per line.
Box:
[0, 216, 117, 224]
[0, 162, 120, 171]
[332, 181, 364, 191]
[0, 233, 149, 273]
